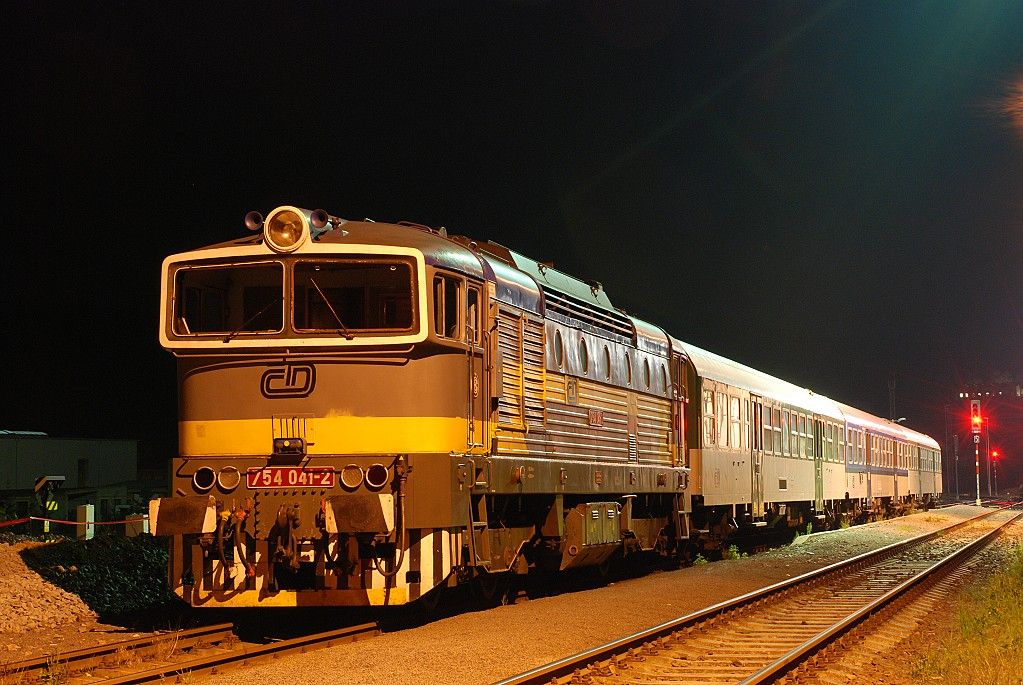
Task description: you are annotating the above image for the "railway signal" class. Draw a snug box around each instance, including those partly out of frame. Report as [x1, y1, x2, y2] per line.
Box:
[970, 400, 982, 434]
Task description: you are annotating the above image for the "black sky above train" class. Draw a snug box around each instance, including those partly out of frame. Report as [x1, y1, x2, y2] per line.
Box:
[5, 2, 1023, 485]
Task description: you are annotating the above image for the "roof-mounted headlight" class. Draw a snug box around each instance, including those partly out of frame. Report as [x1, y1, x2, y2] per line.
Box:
[264, 206, 309, 253]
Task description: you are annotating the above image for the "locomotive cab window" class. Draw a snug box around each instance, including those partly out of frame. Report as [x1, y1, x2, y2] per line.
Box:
[295, 259, 414, 334]
[433, 275, 461, 339]
[466, 286, 481, 344]
[174, 262, 283, 335]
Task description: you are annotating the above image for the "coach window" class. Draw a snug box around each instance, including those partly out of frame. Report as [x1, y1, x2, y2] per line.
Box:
[433, 275, 461, 338]
[603, 346, 612, 380]
[796, 414, 805, 458]
[730, 396, 741, 449]
[763, 407, 774, 453]
[743, 399, 751, 450]
[579, 337, 589, 374]
[782, 411, 790, 455]
[717, 391, 728, 446]
[703, 390, 716, 446]
[554, 329, 564, 368]
[806, 417, 815, 459]
[774, 409, 782, 454]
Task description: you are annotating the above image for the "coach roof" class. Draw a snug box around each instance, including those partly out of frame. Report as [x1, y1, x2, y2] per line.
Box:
[679, 341, 843, 419]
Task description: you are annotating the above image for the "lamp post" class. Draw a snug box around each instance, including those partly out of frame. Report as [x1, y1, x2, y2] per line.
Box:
[953, 433, 959, 498]
[984, 417, 992, 497]
[992, 450, 999, 497]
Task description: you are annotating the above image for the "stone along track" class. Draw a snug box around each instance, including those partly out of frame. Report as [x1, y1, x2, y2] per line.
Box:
[497, 506, 1019, 685]
[2, 621, 379, 684]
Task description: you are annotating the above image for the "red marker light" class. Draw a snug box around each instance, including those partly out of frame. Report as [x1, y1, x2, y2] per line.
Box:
[970, 400, 982, 434]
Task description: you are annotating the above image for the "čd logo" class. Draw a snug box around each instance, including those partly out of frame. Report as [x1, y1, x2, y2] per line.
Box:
[261, 364, 316, 398]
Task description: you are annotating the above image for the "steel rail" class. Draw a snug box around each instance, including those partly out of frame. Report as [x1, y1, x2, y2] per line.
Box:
[494, 505, 1009, 685]
[739, 508, 1023, 684]
[2, 623, 235, 682]
[3, 621, 380, 684]
[96, 622, 380, 684]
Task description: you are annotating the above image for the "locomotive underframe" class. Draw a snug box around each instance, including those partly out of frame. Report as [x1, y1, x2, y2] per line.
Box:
[155, 452, 691, 607]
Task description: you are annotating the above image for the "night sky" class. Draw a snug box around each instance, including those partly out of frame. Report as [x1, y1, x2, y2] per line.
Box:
[5, 2, 1023, 487]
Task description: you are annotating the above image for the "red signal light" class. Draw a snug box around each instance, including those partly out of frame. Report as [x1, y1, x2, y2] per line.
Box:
[970, 400, 982, 434]
[992, 450, 1000, 460]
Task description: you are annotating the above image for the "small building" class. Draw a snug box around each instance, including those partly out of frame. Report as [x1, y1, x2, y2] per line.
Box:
[0, 431, 164, 528]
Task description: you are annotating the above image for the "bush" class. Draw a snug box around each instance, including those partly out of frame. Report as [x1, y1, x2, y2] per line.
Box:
[722, 544, 743, 560]
[20, 535, 175, 616]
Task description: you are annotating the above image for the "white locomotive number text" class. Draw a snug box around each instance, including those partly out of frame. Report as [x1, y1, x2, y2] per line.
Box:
[246, 467, 336, 489]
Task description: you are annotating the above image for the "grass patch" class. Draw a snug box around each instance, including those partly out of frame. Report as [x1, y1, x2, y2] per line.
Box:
[914, 543, 1023, 684]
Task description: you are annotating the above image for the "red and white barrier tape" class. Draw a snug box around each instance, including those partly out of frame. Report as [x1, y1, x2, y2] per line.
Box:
[0, 515, 149, 528]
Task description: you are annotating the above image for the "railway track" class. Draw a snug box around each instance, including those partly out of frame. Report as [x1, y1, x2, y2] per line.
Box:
[1, 620, 379, 684]
[496, 505, 1021, 685]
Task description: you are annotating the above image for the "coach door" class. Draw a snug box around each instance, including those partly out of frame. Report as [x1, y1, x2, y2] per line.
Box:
[750, 395, 764, 517]
[813, 416, 824, 514]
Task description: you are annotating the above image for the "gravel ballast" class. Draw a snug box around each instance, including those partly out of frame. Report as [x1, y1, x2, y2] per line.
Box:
[195, 504, 990, 685]
[0, 506, 994, 678]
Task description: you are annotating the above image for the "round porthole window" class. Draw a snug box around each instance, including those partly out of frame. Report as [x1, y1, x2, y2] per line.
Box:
[554, 329, 564, 368]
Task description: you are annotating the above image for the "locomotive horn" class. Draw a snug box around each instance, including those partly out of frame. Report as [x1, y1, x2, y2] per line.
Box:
[244, 211, 264, 231]
[310, 209, 330, 229]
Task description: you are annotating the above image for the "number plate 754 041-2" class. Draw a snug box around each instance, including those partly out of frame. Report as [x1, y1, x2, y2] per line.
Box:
[246, 467, 336, 488]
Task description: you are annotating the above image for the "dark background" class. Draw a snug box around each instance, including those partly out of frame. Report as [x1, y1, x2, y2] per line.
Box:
[4, 2, 1023, 490]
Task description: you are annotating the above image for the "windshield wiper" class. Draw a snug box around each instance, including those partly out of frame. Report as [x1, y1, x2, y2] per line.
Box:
[309, 277, 354, 340]
[222, 296, 282, 343]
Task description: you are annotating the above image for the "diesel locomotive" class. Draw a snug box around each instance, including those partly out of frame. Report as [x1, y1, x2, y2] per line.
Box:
[149, 205, 942, 607]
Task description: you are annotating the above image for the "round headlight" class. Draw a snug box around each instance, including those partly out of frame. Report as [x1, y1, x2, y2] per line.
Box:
[264, 207, 307, 252]
[365, 463, 390, 490]
[340, 464, 364, 490]
[192, 466, 217, 492]
[218, 466, 241, 492]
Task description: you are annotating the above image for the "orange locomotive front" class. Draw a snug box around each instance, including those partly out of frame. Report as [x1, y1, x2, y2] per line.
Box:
[150, 205, 693, 607]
